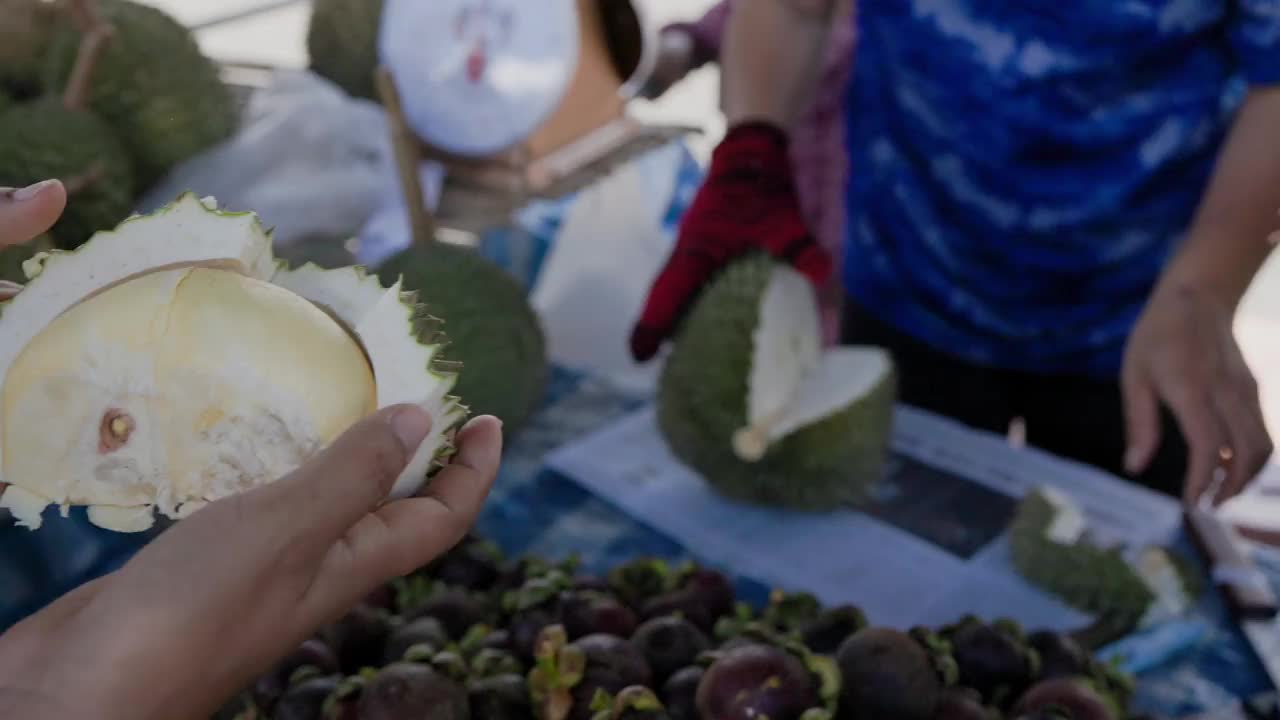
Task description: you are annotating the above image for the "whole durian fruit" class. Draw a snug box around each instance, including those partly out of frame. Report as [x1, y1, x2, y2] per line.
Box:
[376, 241, 549, 436]
[42, 0, 239, 189]
[307, 0, 385, 101]
[0, 18, 135, 250]
[0, 0, 60, 98]
[656, 252, 897, 511]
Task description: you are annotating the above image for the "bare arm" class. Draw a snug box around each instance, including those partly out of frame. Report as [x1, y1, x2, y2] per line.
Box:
[1159, 87, 1280, 306]
[720, 0, 838, 128]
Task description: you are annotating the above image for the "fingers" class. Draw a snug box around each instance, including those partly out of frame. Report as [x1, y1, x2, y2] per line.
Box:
[1161, 378, 1229, 507]
[306, 415, 503, 613]
[630, 249, 719, 362]
[0, 281, 23, 301]
[0, 181, 67, 248]
[1212, 360, 1274, 504]
[1121, 366, 1161, 476]
[257, 405, 432, 549]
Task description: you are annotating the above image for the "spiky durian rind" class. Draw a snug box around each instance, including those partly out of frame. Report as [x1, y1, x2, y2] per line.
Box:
[656, 252, 895, 511]
[0, 192, 469, 530]
[1009, 489, 1160, 626]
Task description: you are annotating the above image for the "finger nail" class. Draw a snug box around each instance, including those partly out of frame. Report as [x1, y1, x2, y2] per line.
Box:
[6, 180, 57, 202]
[389, 406, 431, 451]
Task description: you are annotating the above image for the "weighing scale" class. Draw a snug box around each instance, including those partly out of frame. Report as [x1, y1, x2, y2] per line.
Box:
[375, 0, 700, 240]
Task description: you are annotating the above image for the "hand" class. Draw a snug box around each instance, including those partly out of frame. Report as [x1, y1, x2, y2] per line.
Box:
[0, 406, 503, 720]
[630, 122, 832, 361]
[1122, 280, 1273, 507]
[0, 180, 68, 300]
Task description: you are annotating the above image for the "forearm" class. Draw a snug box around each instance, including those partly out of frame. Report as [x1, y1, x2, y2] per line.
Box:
[1160, 87, 1280, 308]
[720, 0, 837, 128]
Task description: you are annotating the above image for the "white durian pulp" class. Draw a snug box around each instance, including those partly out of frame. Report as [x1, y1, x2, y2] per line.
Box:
[733, 264, 893, 461]
[0, 193, 466, 532]
[2, 267, 377, 520]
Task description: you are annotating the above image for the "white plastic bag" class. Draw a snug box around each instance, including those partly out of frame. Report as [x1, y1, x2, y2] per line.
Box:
[138, 70, 394, 250]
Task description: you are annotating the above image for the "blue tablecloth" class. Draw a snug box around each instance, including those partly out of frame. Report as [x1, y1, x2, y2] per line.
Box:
[1, 365, 1275, 717]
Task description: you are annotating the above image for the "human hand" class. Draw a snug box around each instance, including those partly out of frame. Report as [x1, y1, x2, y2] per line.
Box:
[629, 122, 832, 361]
[0, 405, 502, 720]
[0, 180, 68, 300]
[1122, 280, 1273, 507]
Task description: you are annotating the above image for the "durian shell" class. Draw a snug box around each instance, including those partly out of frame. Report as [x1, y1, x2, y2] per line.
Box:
[656, 252, 897, 511]
[376, 241, 549, 437]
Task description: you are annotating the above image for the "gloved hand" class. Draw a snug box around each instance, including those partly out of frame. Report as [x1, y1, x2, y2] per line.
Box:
[629, 121, 832, 362]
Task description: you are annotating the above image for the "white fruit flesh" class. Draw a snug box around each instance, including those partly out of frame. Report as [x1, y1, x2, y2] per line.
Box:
[2, 267, 377, 523]
[734, 263, 889, 461]
[0, 193, 465, 531]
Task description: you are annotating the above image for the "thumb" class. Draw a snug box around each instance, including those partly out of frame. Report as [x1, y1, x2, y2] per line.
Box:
[0, 180, 67, 248]
[259, 405, 432, 544]
[1122, 367, 1161, 476]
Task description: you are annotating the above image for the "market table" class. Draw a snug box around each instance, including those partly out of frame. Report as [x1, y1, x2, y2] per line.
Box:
[0, 364, 1275, 718]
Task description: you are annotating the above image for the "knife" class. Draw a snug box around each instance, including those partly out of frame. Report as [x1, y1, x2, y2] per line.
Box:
[1185, 506, 1280, 695]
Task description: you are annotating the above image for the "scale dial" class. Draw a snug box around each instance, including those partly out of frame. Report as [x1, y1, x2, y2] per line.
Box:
[379, 0, 581, 158]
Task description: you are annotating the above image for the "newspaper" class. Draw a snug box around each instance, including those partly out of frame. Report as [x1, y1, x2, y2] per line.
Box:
[544, 404, 1185, 632]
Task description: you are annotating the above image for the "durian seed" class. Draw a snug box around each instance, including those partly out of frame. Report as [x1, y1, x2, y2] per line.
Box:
[99, 409, 135, 453]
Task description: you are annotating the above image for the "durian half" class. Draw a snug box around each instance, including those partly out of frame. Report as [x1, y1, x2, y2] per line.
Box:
[656, 252, 897, 511]
[0, 193, 468, 533]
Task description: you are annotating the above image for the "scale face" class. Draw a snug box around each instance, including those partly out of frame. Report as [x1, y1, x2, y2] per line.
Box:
[379, 0, 581, 158]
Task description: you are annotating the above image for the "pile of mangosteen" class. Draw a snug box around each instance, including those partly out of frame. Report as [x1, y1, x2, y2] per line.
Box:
[214, 534, 1158, 720]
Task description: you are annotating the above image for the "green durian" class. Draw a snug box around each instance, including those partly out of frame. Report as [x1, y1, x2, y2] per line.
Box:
[42, 0, 239, 189]
[307, 0, 385, 101]
[0, 0, 61, 99]
[0, 20, 135, 250]
[376, 241, 549, 436]
[656, 252, 897, 511]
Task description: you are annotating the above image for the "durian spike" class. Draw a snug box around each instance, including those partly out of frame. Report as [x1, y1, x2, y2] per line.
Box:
[61, 6, 114, 112]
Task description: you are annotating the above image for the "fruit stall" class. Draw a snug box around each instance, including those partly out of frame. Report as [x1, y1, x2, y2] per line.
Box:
[2, 1, 1280, 720]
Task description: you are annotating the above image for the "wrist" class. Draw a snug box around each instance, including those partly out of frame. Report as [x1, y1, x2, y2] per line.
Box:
[1156, 242, 1263, 312]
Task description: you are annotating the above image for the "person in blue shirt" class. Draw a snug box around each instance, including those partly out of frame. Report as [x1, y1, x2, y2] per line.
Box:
[632, 0, 1279, 506]
[0, 179, 505, 720]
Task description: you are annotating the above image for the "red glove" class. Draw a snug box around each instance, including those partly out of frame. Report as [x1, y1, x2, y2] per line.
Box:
[630, 121, 832, 362]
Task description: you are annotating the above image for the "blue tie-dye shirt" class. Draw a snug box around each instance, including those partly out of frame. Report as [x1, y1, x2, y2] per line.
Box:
[842, 1, 1280, 378]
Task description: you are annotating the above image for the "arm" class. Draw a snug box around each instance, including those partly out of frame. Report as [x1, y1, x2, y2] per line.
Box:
[720, 0, 838, 128]
[1156, 87, 1280, 307]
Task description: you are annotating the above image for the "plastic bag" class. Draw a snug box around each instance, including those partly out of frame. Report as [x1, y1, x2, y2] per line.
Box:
[138, 70, 394, 250]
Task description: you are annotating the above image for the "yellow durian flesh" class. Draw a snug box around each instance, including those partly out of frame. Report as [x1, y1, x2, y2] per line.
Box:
[1, 266, 378, 524]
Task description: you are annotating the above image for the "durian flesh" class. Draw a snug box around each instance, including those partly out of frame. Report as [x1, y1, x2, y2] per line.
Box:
[656, 252, 896, 511]
[0, 193, 468, 532]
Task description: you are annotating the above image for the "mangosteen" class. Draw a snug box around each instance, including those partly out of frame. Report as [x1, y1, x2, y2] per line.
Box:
[467, 673, 532, 720]
[559, 590, 640, 639]
[428, 536, 504, 590]
[695, 643, 820, 720]
[481, 628, 514, 652]
[632, 615, 712, 683]
[600, 685, 673, 720]
[762, 590, 823, 633]
[640, 589, 714, 632]
[1027, 630, 1089, 681]
[800, 605, 868, 655]
[403, 586, 495, 640]
[573, 575, 613, 593]
[835, 627, 945, 720]
[681, 568, 736, 621]
[357, 661, 470, 720]
[471, 647, 524, 678]
[273, 674, 341, 720]
[382, 616, 451, 664]
[934, 687, 996, 720]
[662, 666, 704, 720]
[363, 583, 398, 613]
[322, 604, 399, 674]
[609, 557, 678, 610]
[947, 619, 1037, 704]
[562, 633, 654, 720]
[1012, 677, 1123, 720]
[320, 674, 367, 720]
[511, 605, 561, 661]
[251, 638, 342, 711]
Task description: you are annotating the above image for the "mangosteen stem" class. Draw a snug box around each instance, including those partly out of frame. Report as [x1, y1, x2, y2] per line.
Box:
[62, 14, 114, 112]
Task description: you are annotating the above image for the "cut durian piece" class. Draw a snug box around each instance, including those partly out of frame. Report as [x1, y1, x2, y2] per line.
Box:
[656, 252, 897, 511]
[1008, 487, 1198, 629]
[0, 192, 468, 532]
